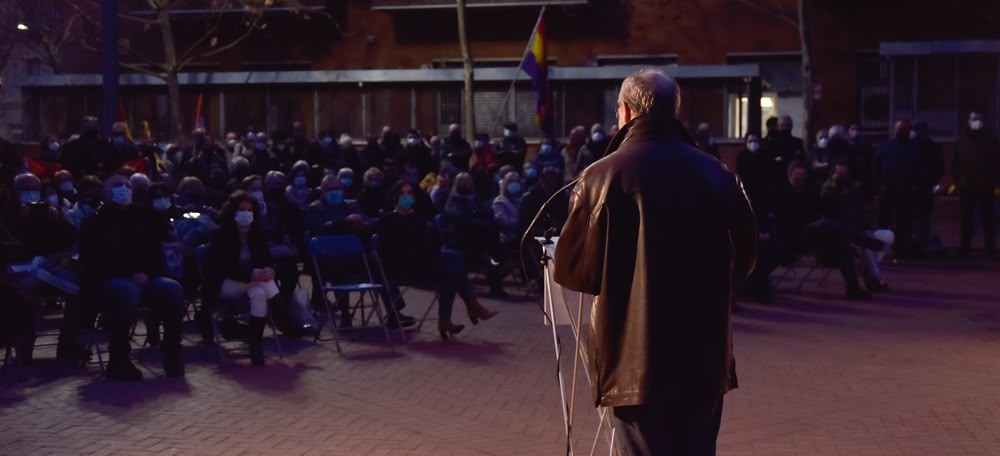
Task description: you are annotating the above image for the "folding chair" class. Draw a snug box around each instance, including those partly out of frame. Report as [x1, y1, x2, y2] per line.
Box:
[369, 234, 441, 333]
[308, 235, 403, 352]
[195, 244, 284, 364]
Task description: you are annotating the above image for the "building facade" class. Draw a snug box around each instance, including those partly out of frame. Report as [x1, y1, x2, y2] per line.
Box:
[4, 0, 1000, 145]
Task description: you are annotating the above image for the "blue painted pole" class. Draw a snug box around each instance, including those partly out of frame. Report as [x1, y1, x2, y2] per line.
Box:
[100, 0, 119, 136]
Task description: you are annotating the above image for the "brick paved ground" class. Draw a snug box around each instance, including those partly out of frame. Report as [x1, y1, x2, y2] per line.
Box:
[3, 200, 1000, 455]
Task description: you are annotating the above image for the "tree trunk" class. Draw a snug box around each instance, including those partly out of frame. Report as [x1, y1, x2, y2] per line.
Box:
[456, 0, 475, 139]
[157, 7, 185, 139]
[798, 0, 813, 139]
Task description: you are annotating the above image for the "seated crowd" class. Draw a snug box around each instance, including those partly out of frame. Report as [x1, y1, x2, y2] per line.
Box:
[2, 110, 994, 381]
[0, 117, 585, 380]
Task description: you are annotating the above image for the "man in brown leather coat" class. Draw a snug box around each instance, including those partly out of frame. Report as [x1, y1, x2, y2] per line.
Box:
[553, 69, 757, 456]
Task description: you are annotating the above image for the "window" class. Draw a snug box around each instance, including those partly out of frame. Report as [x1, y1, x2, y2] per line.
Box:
[727, 94, 777, 139]
[889, 54, 1000, 137]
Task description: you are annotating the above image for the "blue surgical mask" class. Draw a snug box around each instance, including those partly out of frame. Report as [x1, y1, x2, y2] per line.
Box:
[507, 182, 522, 195]
[249, 191, 265, 206]
[47, 194, 60, 207]
[59, 181, 75, 193]
[49, 142, 61, 152]
[19, 191, 41, 206]
[475, 140, 486, 150]
[111, 186, 132, 205]
[293, 176, 307, 188]
[153, 197, 172, 211]
[234, 210, 254, 227]
[112, 136, 127, 145]
[340, 178, 353, 188]
[591, 132, 605, 142]
[321, 136, 334, 146]
[540, 144, 554, 155]
[324, 190, 344, 205]
[255, 142, 266, 151]
[407, 137, 421, 147]
[398, 194, 415, 209]
[525, 168, 538, 178]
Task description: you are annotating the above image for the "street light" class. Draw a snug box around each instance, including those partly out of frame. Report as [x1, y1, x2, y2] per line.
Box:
[16, 23, 29, 31]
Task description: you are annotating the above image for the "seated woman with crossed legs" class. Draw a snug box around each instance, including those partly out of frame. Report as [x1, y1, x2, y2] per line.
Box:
[205, 191, 279, 366]
[376, 181, 498, 341]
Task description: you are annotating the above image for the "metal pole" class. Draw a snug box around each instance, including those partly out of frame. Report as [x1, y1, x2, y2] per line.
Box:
[100, 0, 119, 136]
[490, 5, 546, 136]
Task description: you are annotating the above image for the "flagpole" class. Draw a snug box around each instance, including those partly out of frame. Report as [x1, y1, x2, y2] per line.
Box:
[490, 5, 546, 137]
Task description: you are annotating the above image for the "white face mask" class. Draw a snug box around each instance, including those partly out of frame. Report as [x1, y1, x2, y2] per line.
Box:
[503, 128, 513, 138]
[909, 130, 917, 139]
[235, 210, 254, 227]
[591, 132, 605, 143]
[970, 119, 983, 131]
[747, 142, 760, 153]
[49, 142, 60, 152]
[817, 138, 829, 149]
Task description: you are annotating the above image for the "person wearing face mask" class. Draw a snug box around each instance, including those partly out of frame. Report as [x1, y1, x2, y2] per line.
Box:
[40, 134, 62, 162]
[304, 175, 415, 329]
[874, 119, 921, 257]
[498, 122, 528, 170]
[376, 181, 497, 341]
[490, 171, 526, 297]
[53, 170, 78, 204]
[443, 172, 505, 295]
[359, 167, 387, 218]
[249, 132, 279, 177]
[953, 111, 1000, 258]
[736, 133, 774, 221]
[576, 123, 610, 174]
[224, 131, 245, 163]
[430, 165, 457, 212]
[337, 167, 359, 200]
[128, 172, 152, 208]
[285, 161, 313, 210]
[60, 116, 112, 179]
[105, 122, 140, 174]
[4, 173, 89, 365]
[79, 175, 186, 380]
[64, 175, 104, 230]
[442, 124, 473, 171]
[398, 129, 435, 177]
[470, 133, 499, 175]
[203, 192, 281, 366]
[521, 162, 539, 189]
[397, 163, 437, 219]
[533, 137, 565, 174]
[808, 128, 832, 182]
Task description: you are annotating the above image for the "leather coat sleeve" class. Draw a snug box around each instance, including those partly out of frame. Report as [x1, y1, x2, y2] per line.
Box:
[553, 180, 607, 295]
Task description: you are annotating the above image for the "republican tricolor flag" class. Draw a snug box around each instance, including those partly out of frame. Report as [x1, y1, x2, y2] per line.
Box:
[521, 9, 550, 135]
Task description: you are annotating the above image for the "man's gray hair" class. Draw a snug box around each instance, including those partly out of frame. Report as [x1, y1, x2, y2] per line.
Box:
[619, 69, 681, 118]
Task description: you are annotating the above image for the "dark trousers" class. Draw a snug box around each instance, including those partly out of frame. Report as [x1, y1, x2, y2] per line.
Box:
[100, 277, 185, 359]
[959, 188, 997, 254]
[612, 395, 724, 456]
[878, 187, 915, 253]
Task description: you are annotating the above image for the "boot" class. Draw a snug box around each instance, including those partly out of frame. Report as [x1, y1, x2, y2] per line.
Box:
[438, 318, 466, 342]
[162, 343, 185, 378]
[248, 316, 266, 367]
[106, 330, 142, 381]
[461, 291, 498, 325]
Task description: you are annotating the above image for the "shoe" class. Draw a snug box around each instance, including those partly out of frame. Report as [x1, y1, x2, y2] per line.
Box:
[56, 343, 93, 362]
[865, 277, 889, 292]
[463, 294, 498, 325]
[162, 348, 185, 378]
[438, 319, 466, 342]
[106, 359, 143, 381]
[845, 288, 872, 300]
[398, 314, 416, 324]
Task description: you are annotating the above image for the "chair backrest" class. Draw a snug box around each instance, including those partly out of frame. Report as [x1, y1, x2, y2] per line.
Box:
[308, 235, 375, 284]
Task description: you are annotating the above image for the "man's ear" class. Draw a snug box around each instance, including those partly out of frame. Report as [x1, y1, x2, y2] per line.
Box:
[622, 103, 633, 124]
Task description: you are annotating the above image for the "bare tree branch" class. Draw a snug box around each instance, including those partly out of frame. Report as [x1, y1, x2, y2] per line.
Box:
[733, 0, 798, 29]
[119, 61, 167, 80]
[175, 12, 225, 66]
[181, 12, 263, 67]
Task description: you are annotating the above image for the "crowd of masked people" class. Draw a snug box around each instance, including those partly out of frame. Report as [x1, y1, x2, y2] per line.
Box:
[734, 113, 999, 303]
[0, 115, 626, 381]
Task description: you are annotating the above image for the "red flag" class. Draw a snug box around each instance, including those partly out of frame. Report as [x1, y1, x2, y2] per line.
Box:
[193, 94, 205, 130]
